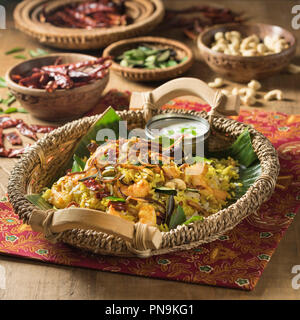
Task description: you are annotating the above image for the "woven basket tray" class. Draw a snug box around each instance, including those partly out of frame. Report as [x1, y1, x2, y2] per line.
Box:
[13, 0, 165, 50]
[7, 78, 280, 258]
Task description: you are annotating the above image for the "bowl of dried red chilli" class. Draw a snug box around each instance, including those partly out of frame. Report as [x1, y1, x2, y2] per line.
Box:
[5, 53, 111, 122]
[13, 0, 165, 50]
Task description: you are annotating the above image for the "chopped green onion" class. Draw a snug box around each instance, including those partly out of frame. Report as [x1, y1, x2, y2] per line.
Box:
[104, 196, 126, 202]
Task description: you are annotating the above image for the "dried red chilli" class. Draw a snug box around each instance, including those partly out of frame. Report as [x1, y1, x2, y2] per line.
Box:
[96, 191, 111, 200]
[0, 148, 11, 157]
[108, 200, 127, 211]
[12, 56, 111, 92]
[0, 145, 31, 158]
[29, 124, 57, 133]
[0, 116, 57, 158]
[6, 131, 22, 145]
[162, 6, 245, 39]
[83, 178, 99, 191]
[67, 201, 80, 208]
[0, 116, 20, 129]
[40, 0, 128, 29]
[16, 122, 38, 141]
[7, 147, 28, 158]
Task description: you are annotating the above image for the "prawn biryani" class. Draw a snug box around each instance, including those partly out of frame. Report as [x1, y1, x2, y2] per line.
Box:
[27, 108, 261, 231]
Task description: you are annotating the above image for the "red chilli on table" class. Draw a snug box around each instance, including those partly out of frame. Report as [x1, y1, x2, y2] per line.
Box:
[0, 116, 57, 158]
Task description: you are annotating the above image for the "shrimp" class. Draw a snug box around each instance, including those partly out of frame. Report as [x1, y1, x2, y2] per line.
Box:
[185, 163, 228, 201]
[120, 179, 150, 198]
[47, 184, 73, 209]
[185, 162, 208, 187]
[45, 173, 86, 208]
[107, 205, 123, 218]
[138, 204, 157, 226]
[162, 164, 181, 180]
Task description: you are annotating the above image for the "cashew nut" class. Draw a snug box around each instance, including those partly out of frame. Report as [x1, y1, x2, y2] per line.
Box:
[210, 31, 290, 56]
[257, 43, 268, 55]
[239, 87, 256, 97]
[231, 87, 239, 95]
[221, 89, 230, 96]
[240, 95, 257, 106]
[165, 178, 186, 190]
[214, 32, 224, 41]
[286, 63, 300, 74]
[211, 43, 228, 52]
[241, 49, 257, 57]
[248, 80, 262, 91]
[208, 77, 224, 88]
[264, 89, 283, 101]
[274, 39, 289, 53]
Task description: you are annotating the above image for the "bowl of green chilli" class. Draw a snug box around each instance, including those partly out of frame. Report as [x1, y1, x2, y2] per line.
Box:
[103, 36, 194, 82]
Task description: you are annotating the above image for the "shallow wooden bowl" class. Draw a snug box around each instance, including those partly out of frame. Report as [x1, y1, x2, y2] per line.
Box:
[13, 0, 165, 50]
[197, 23, 297, 82]
[5, 53, 109, 122]
[103, 36, 194, 82]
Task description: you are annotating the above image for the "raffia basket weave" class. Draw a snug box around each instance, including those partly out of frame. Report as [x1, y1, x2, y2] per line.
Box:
[8, 78, 280, 258]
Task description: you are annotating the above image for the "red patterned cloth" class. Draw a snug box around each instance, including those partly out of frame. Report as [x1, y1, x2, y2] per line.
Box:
[1, 91, 300, 291]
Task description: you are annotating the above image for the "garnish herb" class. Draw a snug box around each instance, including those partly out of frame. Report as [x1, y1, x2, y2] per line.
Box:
[5, 47, 25, 55]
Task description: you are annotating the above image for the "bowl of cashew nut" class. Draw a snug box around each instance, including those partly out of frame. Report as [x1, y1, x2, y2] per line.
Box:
[197, 23, 296, 82]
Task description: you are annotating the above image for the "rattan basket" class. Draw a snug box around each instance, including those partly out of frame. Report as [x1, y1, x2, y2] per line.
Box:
[13, 0, 165, 50]
[7, 78, 280, 258]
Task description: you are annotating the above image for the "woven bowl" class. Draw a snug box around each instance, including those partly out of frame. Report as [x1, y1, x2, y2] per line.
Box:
[5, 53, 109, 122]
[103, 36, 194, 81]
[197, 23, 296, 82]
[7, 78, 280, 258]
[13, 0, 165, 50]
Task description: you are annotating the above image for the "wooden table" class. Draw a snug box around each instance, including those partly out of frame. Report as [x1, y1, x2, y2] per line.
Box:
[0, 0, 300, 300]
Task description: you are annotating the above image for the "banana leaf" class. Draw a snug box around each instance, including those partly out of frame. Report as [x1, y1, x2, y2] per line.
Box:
[25, 194, 53, 210]
[26, 107, 121, 209]
[231, 161, 261, 202]
[168, 205, 186, 230]
[207, 129, 257, 168]
[71, 154, 86, 173]
[69, 107, 120, 163]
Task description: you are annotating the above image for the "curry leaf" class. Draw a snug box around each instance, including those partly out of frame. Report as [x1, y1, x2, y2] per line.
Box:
[169, 205, 186, 229]
[71, 154, 86, 173]
[183, 215, 204, 225]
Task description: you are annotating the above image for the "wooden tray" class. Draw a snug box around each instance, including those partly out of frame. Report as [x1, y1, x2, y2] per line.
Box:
[13, 0, 165, 50]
